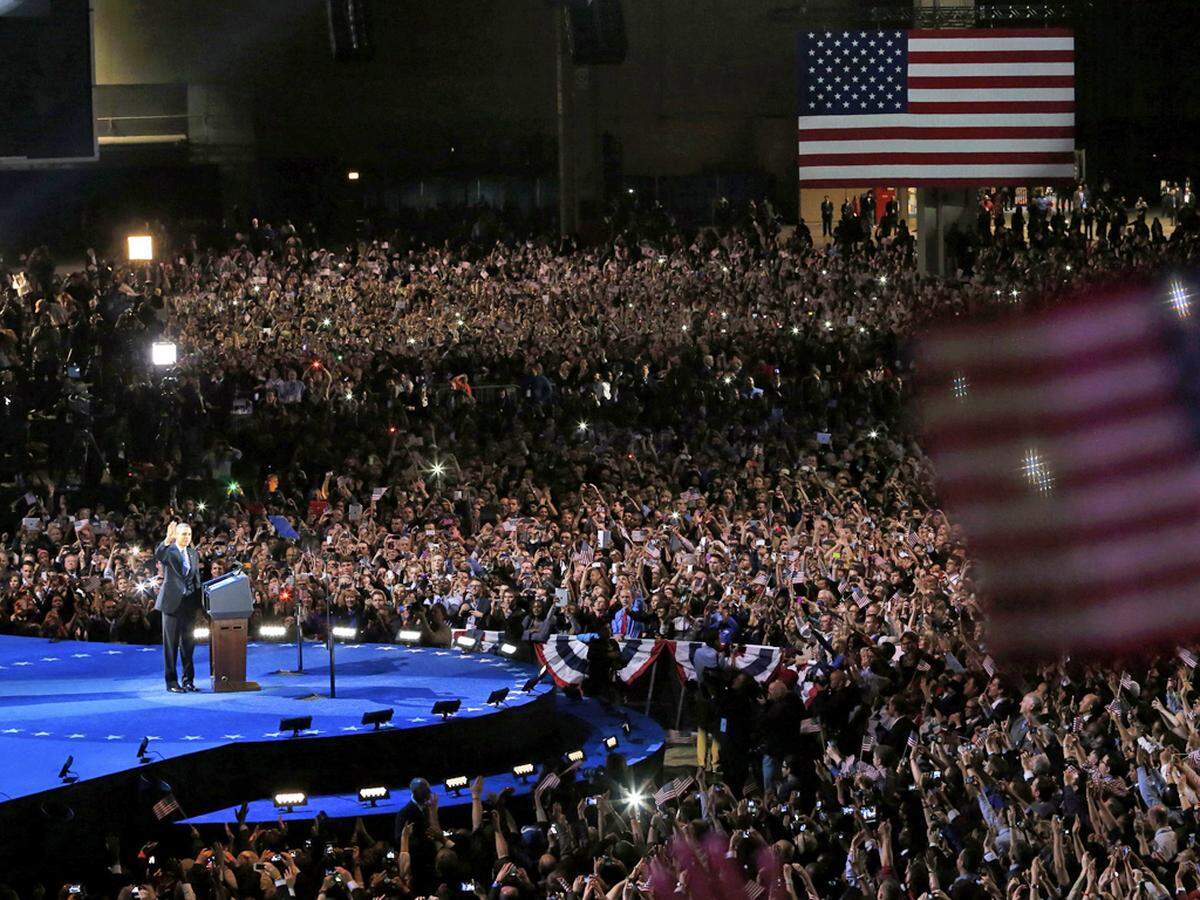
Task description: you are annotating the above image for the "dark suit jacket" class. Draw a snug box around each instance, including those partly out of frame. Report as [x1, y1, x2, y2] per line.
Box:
[154, 542, 202, 616]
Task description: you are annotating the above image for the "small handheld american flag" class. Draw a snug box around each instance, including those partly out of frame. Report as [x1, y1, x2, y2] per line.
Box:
[653, 776, 695, 807]
[152, 793, 181, 821]
[918, 276, 1200, 661]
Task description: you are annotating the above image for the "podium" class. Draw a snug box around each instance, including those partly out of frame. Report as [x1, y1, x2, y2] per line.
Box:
[202, 571, 261, 693]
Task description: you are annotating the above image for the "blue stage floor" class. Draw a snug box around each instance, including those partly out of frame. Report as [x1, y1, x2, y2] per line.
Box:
[0, 636, 549, 803]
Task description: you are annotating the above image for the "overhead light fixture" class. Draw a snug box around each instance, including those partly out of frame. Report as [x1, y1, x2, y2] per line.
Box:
[259, 624, 287, 639]
[273, 791, 307, 811]
[444, 776, 469, 795]
[59, 756, 78, 784]
[604, 736, 619, 750]
[564, 749, 585, 764]
[486, 688, 509, 707]
[396, 629, 422, 644]
[431, 699, 461, 719]
[357, 786, 390, 806]
[361, 708, 394, 730]
[279, 715, 312, 737]
[512, 763, 534, 782]
[151, 342, 178, 367]
[127, 234, 154, 261]
[331, 626, 357, 641]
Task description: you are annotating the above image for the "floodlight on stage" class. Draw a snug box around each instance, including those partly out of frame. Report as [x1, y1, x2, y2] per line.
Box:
[621, 717, 632, 736]
[192, 627, 210, 641]
[357, 786, 390, 806]
[604, 736, 619, 750]
[455, 634, 478, 651]
[151, 342, 178, 367]
[362, 708, 394, 730]
[522, 665, 548, 693]
[137, 737, 151, 764]
[499, 643, 519, 657]
[59, 756, 78, 784]
[259, 624, 287, 639]
[273, 791, 307, 811]
[127, 234, 154, 261]
[512, 763, 534, 782]
[331, 626, 358, 641]
[564, 749, 585, 764]
[279, 715, 312, 737]
[431, 699, 461, 719]
[444, 776, 469, 795]
[486, 688, 509, 707]
[397, 629, 422, 644]
[347, 170, 361, 181]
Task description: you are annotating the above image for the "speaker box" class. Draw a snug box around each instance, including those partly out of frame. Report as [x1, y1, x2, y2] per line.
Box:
[328, 0, 373, 62]
[565, 0, 627, 66]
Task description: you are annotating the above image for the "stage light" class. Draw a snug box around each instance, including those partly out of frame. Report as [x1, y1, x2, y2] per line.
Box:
[444, 776, 469, 795]
[273, 791, 307, 811]
[431, 699, 461, 719]
[604, 735, 619, 750]
[564, 749, 585, 764]
[499, 643, 519, 657]
[150, 342, 177, 367]
[455, 635, 478, 651]
[624, 789, 647, 809]
[397, 629, 422, 644]
[127, 235, 154, 261]
[332, 626, 358, 641]
[347, 170, 360, 181]
[59, 756, 78, 784]
[522, 665, 548, 693]
[357, 786, 390, 806]
[259, 625, 287, 639]
[137, 737, 151, 763]
[486, 688, 509, 707]
[362, 708, 394, 730]
[193, 627, 210, 641]
[279, 715, 312, 737]
[621, 717, 632, 736]
[512, 763, 534, 782]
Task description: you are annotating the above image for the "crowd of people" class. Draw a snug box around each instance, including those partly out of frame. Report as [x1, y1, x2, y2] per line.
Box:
[4, 184, 1200, 898]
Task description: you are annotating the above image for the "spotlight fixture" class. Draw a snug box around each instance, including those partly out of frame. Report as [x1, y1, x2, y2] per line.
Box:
[522, 665, 549, 693]
[279, 716, 312, 737]
[498, 643, 519, 657]
[192, 627, 210, 641]
[347, 170, 361, 181]
[361, 708, 394, 730]
[259, 625, 287, 639]
[137, 737, 151, 764]
[273, 791, 307, 812]
[512, 763, 534, 782]
[486, 688, 509, 707]
[58, 756, 78, 784]
[357, 786, 390, 806]
[127, 234, 154, 262]
[151, 341, 177, 367]
[455, 635, 478, 651]
[444, 776, 469, 795]
[564, 749, 585, 764]
[621, 717, 632, 736]
[396, 629, 422, 644]
[331, 626, 358, 640]
[431, 699, 461, 719]
[604, 736, 619, 750]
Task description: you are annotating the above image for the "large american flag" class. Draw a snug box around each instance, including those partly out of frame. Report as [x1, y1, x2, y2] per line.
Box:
[798, 28, 1075, 186]
[917, 276, 1200, 660]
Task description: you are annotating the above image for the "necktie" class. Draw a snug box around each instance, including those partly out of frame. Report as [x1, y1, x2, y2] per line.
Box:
[181, 548, 190, 577]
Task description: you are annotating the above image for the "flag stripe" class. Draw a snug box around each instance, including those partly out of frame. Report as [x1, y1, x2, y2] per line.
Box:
[908, 75, 1074, 88]
[798, 139, 1075, 154]
[797, 125, 1076, 141]
[907, 50, 1075, 64]
[797, 151, 1075, 166]
[798, 112, 1075, 128]
[907, 27, 1075, 38]
[908, 36, 1074, 51]
[795, 164, 1076, 181]
[907, 100, 1075, 113]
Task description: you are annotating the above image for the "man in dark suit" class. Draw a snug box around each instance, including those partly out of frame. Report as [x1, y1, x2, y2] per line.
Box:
[820, 195, 834, 238]
[394, 777, 434, 891]
[155, 521, 203, 693]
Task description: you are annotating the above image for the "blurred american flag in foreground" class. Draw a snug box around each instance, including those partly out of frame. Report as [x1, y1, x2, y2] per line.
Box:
[917, 275, 1200, 660]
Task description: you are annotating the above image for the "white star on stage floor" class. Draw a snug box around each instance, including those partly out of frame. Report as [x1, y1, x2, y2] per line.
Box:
[340, 726, 360, 732]
[12, 662, 31, 667]
[41, 657, 59, 662]
[105, 735, 124, 741]
[181, 735, 203, 741]
[103, 650, 123, 656]
[72, 653, 91, 658]
[221, 734, 244, 740]
[1, 728, 21, 734]
[67, 733, 85, 739]
[146, 736, 160, 741]
[262, 732, 283, 738]
[33, 731, 51, 736]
